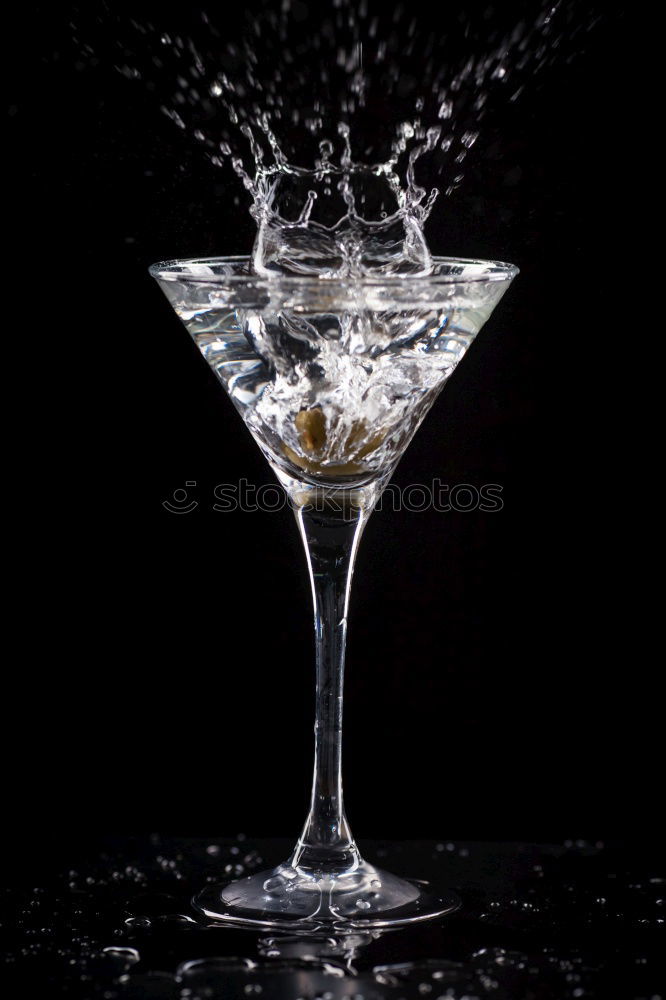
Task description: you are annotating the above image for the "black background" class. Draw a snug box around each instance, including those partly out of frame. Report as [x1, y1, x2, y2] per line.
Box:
[7, 1, 652, 862]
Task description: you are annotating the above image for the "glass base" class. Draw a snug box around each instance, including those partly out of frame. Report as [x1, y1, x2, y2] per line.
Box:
[193, 858, 459, 931]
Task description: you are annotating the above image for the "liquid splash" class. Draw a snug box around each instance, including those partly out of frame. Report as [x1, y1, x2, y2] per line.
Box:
[72, 0, 604, 248]
[245, 120, 441, 277]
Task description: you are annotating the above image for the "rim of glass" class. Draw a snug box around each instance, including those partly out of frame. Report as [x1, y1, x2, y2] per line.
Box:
[149, 254, 519, 285]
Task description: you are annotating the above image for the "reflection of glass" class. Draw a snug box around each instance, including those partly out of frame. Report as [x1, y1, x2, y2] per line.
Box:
[257, 931, 380, 976]
[151, 256, 517, 930]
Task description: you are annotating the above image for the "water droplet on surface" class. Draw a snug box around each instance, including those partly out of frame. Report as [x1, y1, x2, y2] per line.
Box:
[156, 913, 197, 926]
[102, 946, 140, 964]
[124, 916, 152, 930]
[177, 957, 257, 980]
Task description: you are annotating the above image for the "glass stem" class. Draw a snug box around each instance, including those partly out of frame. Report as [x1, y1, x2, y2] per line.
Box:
[290, 493, 370, 875]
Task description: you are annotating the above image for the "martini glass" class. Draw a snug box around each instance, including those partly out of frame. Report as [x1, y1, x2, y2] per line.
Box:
[150, 255, 517, 930]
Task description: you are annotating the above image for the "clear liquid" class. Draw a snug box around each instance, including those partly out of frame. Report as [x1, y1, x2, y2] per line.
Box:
[175, 264, 498, 486]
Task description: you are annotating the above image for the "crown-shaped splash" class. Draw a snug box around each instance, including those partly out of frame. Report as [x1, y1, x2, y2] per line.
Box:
[245, 121, 442, 279]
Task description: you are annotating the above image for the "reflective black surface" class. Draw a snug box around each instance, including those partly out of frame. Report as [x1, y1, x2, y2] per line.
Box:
[2, 837, 664, 998]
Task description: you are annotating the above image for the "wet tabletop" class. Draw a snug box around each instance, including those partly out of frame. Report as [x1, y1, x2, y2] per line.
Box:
[1, 837, 664, 998]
